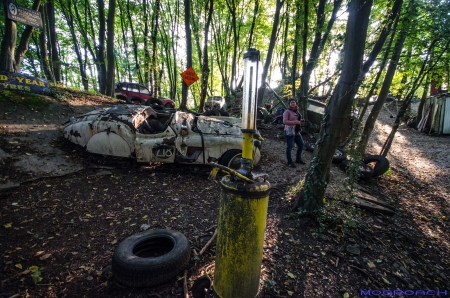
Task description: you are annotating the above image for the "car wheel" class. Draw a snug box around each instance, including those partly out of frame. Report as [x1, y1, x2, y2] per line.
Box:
[220, 149, 242, 170]
[147, 98, 164, 106]
[362, 155, 389, 177]
[112, 229, 190, 288]
[126, 97, 145, 105]
[164, 103, 174, 108]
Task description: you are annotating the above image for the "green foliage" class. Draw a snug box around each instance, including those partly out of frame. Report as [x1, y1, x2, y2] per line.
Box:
[29, 266, 43, 284]
[264, 279, 278, 292]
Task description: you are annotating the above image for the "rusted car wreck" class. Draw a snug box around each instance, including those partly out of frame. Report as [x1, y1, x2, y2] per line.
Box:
[63, 104, 261, 168]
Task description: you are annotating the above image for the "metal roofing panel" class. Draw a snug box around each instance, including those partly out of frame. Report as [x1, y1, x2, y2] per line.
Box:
[442, 96, 450, 134]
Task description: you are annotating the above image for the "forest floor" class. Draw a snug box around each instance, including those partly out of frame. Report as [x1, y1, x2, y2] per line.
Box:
[0, 89, 449, 298]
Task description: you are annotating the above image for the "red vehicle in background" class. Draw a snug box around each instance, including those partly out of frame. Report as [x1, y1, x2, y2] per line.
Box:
[115, 82, 176, 109]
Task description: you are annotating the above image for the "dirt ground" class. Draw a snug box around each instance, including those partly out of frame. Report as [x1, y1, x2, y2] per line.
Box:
[0, 90, 449, 298]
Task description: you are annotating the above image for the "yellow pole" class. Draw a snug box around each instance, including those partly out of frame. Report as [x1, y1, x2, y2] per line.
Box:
[214, 176, 270, 298]
[241, 132, 254, 160]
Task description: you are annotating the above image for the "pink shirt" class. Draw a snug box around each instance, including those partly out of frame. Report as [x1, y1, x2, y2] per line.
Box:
[283, 109, 301, 132]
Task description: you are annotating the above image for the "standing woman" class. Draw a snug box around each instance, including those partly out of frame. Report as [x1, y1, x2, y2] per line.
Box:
[283, 99, 305, 167]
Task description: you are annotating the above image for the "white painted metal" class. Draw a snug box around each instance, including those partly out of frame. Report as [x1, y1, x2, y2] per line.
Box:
[64, 105, 262, 165]
[442, 96, 450, 134]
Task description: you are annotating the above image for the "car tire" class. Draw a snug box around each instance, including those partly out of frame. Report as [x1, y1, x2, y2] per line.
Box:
[339, 159, 374, 179]
[164, 103, 174, 108]
[332, 148, 347, 164]
[362, 155, 389, 177]
[359, 163, 375, 178]
[304, 142, 346, 163]
[220, 149, 242, 170]
[112, 229, 191, 288]
[151, 105, 167, 113]
[147, 98, 164, 106]
[126, 97, 145, 105]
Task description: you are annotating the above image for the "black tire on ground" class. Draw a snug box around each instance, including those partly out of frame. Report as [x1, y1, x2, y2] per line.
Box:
[332, 147, 347, 164]
[220, 149, 242, 170]
[147, 98, 164, 106]
[126, 97, 145, 105]
[363, 155, 390, 177]
[112, 229, 191, 288]
[339, 159, 348, 171]
[359, 163, 375, 179]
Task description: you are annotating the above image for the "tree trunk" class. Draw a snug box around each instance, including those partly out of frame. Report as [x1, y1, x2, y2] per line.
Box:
[105, 0, 116, 97]
[0, 2, 17, 72]
[380, 38, 449, 156]
[151, 0, 160, 96]
[47, 0, 61, 82]
[118, 1, 132, 82]
[143, 0, 150, 88]
[181, 0, 193, 110]
[359, 18, 407, 156]
[358, 10, 400, 121]
[256, 0, 284, 106]
[199, 0, 214, 113]
[126, 0, 142, 84]
[296, 0, 373, 212]
[298, 0, 342, 118]
[97, 0, 106, 94]
[58, 0, 88, 90]
[14, 0, 42, 73]
[38, 5, 54, 82]
[291, 1, 300, 98]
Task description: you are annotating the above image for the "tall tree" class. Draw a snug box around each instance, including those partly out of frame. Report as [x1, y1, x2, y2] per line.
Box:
[199, 0, 214, 113]
[297, 0, 342, 119]
[181, 0, 193, 110]
[359, 12, 408, 156]
[256, 0, 284, 105]
[294, 0, 373, 211]
[46, 0, 61, 82]
[105, 0, 116, 97]
[97, 0, 106, 93]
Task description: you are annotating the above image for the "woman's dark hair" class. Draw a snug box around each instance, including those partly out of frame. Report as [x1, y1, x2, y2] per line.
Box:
[288, 98, 297, 104]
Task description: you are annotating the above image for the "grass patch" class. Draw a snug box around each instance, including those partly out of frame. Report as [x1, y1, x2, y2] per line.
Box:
[0, 90, 52, 111]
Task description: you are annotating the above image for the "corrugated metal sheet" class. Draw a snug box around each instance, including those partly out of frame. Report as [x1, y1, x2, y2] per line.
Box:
[442, 96, 450, 134]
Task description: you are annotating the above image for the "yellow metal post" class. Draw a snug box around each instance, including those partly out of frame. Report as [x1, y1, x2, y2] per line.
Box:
[213, 48, 270, 298]
[241, 132, 254, 160]
[214, 176, 270, 298]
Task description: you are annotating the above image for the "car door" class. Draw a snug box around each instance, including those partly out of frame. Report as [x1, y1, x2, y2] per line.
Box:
[134, 126, 178, 163]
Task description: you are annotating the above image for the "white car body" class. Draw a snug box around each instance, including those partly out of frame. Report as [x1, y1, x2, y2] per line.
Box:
[63, 105, 261, 167]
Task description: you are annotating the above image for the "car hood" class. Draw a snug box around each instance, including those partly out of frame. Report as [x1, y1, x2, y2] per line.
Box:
[65, 105, 157, 131]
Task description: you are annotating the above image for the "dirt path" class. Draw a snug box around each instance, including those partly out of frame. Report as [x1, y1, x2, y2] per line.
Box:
[0, 94, 115, 190]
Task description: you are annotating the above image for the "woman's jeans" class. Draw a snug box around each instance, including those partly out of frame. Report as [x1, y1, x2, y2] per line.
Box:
[285, 132, 304, 164]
